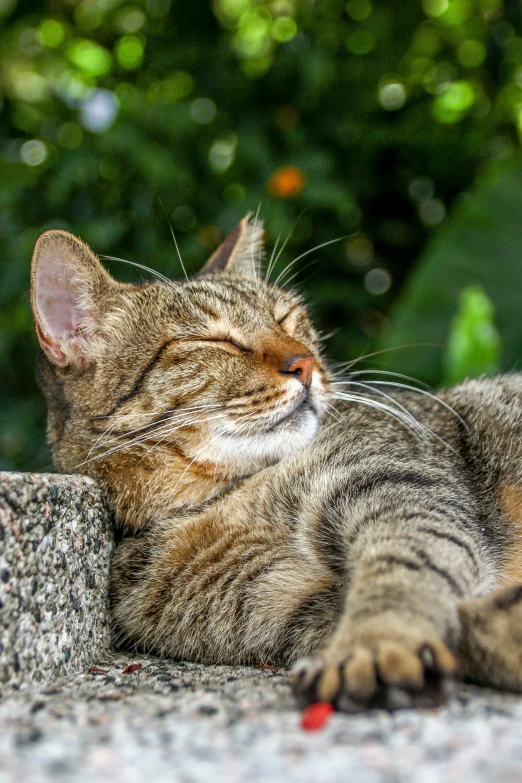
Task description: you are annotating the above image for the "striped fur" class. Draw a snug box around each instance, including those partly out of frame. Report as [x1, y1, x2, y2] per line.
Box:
[31, 219, 522, 710]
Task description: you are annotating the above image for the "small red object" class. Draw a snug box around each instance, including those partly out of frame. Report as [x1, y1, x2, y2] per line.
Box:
[87, 667, 109, 675]
[122, 663, 142, 674]
[300, 702, 334, 731]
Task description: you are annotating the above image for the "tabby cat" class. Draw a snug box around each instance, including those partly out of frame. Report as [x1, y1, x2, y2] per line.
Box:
[31, 217, 522, 711]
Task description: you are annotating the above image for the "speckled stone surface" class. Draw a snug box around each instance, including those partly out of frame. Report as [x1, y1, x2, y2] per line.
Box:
[3, 473, 522, 781]
[0, 472, 113, 692]
[1, 655, 522, 782]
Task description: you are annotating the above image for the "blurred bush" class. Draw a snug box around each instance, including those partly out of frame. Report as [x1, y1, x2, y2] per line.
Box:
[1, 0, 522, 470]
[377, 155, 522, 385]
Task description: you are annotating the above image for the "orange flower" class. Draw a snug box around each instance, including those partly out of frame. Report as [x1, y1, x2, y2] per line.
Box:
[267, 166, 305, 198]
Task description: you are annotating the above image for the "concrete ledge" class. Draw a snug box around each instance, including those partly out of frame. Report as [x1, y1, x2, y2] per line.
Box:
[0, 472, 114, 693]
[2, 654, 522, 782]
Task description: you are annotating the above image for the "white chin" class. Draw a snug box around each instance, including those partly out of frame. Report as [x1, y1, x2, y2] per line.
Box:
[202, 407, 319, 474]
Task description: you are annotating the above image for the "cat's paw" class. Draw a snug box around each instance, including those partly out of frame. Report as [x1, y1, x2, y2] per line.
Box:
[290, 636, 456, 712]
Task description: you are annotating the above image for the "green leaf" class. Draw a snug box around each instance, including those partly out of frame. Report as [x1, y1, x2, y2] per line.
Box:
[442, 285, 502, 386]
[377, 155, 522, 386]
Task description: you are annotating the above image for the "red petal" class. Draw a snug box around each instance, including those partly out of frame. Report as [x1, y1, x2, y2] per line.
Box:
[122, 663, 142, 674]
[300, 702, 334, 731]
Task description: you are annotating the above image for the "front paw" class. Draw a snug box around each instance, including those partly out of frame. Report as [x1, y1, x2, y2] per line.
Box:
[290, 633, 456, 712]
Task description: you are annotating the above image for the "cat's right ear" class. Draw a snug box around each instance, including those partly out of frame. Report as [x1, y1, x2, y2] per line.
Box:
[197, 215, 264, 279]
[31, 230, 115, 368]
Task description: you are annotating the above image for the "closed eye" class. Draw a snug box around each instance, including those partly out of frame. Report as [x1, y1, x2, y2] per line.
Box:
[276, 308, 298, 331]
[276, 304, 299, 327]
[189, 336, 252, 353]
[227, 338, 252, 353]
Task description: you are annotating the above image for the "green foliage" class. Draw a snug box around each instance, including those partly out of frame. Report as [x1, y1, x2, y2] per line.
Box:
[442, 285, 502, 385]
[377, 156, 522, 386]
[1, 0, 522, 469]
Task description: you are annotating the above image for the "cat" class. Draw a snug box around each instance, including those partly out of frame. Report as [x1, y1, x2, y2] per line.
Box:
[30, 215, 522, 711]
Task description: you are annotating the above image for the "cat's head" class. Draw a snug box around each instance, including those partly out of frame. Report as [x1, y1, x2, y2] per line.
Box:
[31, 216, 330, 527]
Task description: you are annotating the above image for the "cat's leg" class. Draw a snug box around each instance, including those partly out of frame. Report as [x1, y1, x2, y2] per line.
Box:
[292, 375, 522, 709]
[110, 509, 341, 664]
[291, 477, 490, 711]
[112, 458, 491, 709]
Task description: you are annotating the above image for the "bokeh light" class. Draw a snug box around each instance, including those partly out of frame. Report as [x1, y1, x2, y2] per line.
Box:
[432, 80, 475, 122]
[115, 35, 144, 69]
[20, 139, 47, 166]
[39, 20, 65, 48]
[419, 198, 446, 226]
[364, 268, 392, 295]
[209, 136, 238, 173]
[346, 236, 374, 267]
[346, 0, 372, 22]
[267, 166, 305, 198]
[67, 39, 112, 76]
[80, 89, 119, 132]
[378, 80, 407, 111]
[190, 98, 217, 124]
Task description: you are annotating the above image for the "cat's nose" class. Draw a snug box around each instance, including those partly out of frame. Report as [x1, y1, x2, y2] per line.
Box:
[280, 355, 315, 388]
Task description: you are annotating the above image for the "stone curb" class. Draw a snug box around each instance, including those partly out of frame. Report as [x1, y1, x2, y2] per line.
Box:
[0, 472, 114, 693]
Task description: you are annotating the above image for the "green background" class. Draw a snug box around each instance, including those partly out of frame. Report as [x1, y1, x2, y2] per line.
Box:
[1, 0, 522, 471]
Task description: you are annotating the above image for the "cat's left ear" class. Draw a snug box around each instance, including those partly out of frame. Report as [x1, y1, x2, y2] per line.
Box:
[31, 230, 116, 368]
[197, 214, 264, 280]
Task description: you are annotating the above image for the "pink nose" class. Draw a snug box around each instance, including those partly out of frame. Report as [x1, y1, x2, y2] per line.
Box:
[282, 355, 315, 388]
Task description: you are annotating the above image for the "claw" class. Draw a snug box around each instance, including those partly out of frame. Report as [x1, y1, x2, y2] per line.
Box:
[419, 644, 435, 670]
[385, 687, 413, 711]
[290, 637, 457, 713]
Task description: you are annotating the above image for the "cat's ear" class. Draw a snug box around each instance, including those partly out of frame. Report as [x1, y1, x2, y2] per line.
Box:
[31, 229, 115, 368]
[197, 214, 264, 279]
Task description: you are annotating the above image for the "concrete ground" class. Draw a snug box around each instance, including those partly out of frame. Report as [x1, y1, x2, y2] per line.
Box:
[3, 472, 522, 782]
[1, 654, 522, 783]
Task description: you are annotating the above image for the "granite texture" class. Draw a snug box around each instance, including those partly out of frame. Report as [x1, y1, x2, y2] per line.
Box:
[0, 472, 114, 691]
[2, 654, 522, 783]
[3, 471, 522, 781]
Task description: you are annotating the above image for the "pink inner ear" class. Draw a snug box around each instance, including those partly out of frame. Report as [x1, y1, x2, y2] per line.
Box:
[35, 249, 90, 364]
[37, 263, 80, 337]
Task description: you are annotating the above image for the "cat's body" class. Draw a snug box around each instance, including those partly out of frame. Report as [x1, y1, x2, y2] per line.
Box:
[31, 218, 522, 711]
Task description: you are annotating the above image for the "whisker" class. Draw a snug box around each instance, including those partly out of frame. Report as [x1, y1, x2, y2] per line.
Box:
[323, 400, 343, 423]
[89, 402, 220, 423]
[332, 391, 429, 445]
[137, 412, 229, 463]
[334, 343, 441, 374]
[333, 387, 459, 455]
[89, 414, 201, 457]
[341, 368, 431, 389]
[100, 255, 172, 285]
[272, 235, 348, 288]
[264, 234, 280, 283]
[91, 403, 221, 443]
[87, 405, 222, 459]
[317, 329, 339, 343]
[79, 418, 198, 467]
[278, 258, 319, 289]
[158, 197, 189, 281]
[333, 378, 470, 434]
[265, 211, 305, 283]
[333, 381, 430, 441]
[78, 409, 226, 467]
